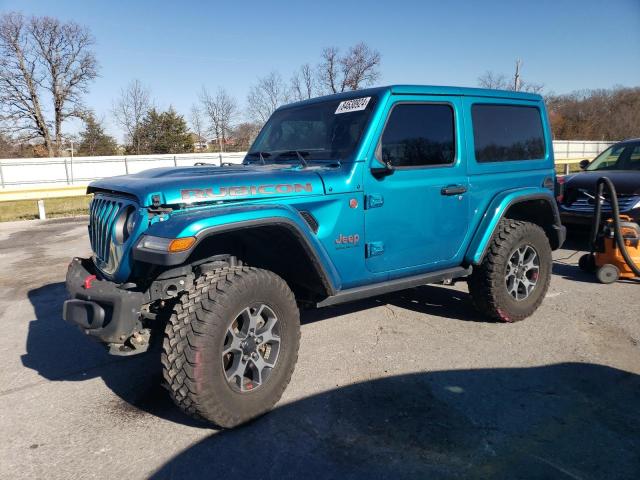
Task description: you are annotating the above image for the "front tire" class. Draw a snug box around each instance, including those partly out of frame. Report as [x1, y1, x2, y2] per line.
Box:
[162, 266, 300, 428]
[468, 219, 552, 322]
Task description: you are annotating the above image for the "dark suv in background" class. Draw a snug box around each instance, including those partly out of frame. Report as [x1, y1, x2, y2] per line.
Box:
[557, 138, 640, 227]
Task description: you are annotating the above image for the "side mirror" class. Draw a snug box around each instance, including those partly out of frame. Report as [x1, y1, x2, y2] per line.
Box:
[371, 144, 394, 176]
[579, 159, 590, 170]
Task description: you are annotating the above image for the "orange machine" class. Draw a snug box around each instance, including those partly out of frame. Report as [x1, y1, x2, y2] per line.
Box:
[592, 216, 640, 282]
[579, 177, 640, 284]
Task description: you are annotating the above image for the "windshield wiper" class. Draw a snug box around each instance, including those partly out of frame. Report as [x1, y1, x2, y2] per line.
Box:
[246, 151, 271, 165]
[275, 150, 309, 169]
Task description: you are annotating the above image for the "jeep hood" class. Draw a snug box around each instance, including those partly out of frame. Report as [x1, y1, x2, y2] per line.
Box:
[563, 171, 640, 196]
[88, 164, 327, 206]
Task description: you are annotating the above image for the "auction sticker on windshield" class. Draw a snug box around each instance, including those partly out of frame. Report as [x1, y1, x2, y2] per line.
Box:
[335, 97, 371, 114]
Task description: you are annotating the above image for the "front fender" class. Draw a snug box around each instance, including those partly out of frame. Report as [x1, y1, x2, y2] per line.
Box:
[133, 203, 341, 293]
[464, 188, 562, 265]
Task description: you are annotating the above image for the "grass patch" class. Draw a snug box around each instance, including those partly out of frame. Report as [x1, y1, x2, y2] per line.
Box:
[555, 163, 583, 175]
[0, 195, 92, 222]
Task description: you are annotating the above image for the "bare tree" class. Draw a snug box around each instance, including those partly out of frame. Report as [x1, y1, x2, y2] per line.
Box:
[112, 80, 151, 154]
[478, 60, 544, 94]
[290, 63, 315, 101]
[478, 71, 509, 90]
[247, 71, 289, 124]
[200, 87, 238, 156]
[341, 43, 381, 91]
[0, 12, 98, 156]
[318, 43, 381, 94]
[190, 104, 207, 151]
[546, 86, 640, 140]
[232, 122, 261, 150]
[318, 47, 340, 94]
[301, 64, 314, 99]
[519, 80, 545, 94]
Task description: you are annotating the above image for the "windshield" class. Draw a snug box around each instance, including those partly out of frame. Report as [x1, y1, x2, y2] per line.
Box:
[245, 95, 378, 164]
[586, 142, 640, 171]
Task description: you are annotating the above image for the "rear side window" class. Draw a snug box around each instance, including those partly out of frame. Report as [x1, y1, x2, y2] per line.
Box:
[472, 104, 545, 162]
[629, 145, 640, 170]
[380, 103, 455, 167]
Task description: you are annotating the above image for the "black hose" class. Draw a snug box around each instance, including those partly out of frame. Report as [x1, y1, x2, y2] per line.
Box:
[589, 183, 603, 255]
[593, 177, 640, 277]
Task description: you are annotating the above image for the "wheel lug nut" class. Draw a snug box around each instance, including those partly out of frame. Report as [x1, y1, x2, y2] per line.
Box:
[252, 352, 258, 359]
[243, 354, 249, 361]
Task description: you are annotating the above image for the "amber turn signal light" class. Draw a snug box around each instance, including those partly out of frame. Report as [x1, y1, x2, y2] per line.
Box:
[168, 237, 196, 252]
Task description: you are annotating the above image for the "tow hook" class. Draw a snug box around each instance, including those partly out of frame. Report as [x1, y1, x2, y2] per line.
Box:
[83, 274, 97, 289]
[130, 329, 151, 348]
[107, 329, 151, 356]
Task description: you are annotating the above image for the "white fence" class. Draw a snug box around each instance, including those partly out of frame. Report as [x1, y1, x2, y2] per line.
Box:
[0, 152, 246, 189]
[552, 140, 615, 160]
[0, 140, 616, 190]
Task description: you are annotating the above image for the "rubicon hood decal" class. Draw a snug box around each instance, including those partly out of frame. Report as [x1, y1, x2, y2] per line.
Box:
[182, 183, 313, 202]
[88, 165, 325, 205]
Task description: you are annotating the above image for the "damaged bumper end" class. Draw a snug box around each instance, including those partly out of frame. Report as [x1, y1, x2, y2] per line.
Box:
[62, 257, 150, 355]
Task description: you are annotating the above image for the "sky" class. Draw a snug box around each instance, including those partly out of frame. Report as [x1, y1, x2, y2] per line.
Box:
[1, 0, 639, 141]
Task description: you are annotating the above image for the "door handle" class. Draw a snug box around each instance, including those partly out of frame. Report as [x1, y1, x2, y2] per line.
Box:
[441, 184, 467, 196]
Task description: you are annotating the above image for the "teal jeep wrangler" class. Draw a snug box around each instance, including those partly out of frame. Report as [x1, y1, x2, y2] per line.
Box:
[63, 85, 566, 427]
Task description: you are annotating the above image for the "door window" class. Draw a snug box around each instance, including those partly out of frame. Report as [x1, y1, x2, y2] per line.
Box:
[628, 145, 640, 170]
[586, 144, 626, 170]
[379, 103, 455, 167]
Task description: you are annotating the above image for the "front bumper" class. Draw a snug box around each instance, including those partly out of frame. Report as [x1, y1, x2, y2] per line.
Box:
[63, 257, 148, 345]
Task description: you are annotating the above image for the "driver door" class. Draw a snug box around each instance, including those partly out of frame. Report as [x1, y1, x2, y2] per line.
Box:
[363, 95, 470, 274]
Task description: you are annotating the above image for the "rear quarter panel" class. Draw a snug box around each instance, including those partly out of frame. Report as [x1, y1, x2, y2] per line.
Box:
[461, 96, 556, 262]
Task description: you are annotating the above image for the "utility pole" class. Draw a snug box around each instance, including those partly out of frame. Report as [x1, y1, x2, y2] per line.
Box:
[514, 59, 522, 92]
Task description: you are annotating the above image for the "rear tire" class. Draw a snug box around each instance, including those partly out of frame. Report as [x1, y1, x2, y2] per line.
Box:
[468, 219, 552, 322]
[162, 266, 300, 428]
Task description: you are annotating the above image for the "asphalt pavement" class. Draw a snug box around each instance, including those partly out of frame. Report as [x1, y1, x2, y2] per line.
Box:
[0, 217, 638, 479]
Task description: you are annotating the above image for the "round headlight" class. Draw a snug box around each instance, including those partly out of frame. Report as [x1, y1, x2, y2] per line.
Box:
[114, 207, 136, 244]
[125, 209, 136, 236]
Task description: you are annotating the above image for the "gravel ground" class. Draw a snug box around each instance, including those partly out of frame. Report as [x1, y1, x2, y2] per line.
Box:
[0, 217, 638, 479]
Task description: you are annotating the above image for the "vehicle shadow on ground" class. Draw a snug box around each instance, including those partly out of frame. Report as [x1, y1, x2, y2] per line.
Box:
[20, 280, 481, 429]
[20, 250, 605, 434]
[21, 282, 204, 428]
[552, 229, 599, 283]
[303, 284, 486, 325]
[150, 363, 640, 480]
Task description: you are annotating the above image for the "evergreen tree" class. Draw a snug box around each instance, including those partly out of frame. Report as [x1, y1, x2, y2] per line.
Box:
[133, 107, 194, 154]
[77, 113, 118, 156]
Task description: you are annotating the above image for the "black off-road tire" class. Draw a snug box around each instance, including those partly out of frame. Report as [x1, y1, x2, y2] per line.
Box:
[162, 266, 300, 428]
[468, 219, 552, 322]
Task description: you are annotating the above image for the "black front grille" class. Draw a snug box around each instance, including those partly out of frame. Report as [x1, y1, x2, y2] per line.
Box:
[563, 191, 639, 213]
[89, 197, 124, 262]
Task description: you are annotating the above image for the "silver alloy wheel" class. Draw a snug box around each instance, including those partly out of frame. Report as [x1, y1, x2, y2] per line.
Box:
[505, 244, 540, 301]
[223, 304, 281, 393]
